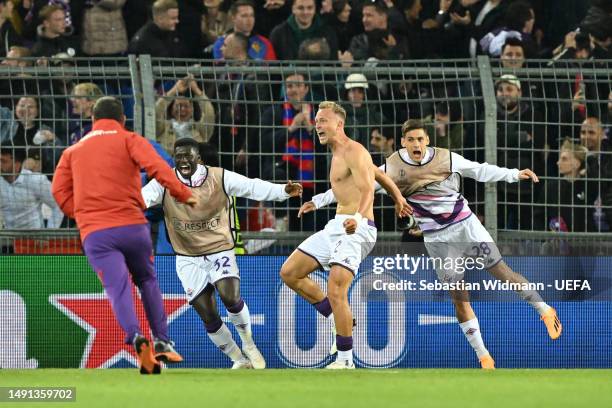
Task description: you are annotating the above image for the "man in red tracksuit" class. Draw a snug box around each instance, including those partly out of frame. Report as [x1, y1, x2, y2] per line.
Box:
[51, 97, 198, 374]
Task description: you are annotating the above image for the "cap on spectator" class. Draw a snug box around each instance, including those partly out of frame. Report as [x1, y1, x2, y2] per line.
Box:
[495, 74, 521, 91]
[345, 73, 369, 90]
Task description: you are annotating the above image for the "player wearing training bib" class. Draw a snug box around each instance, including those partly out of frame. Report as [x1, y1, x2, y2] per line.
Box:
[306, 119, 562, 369]
[143, 138, 302, 369]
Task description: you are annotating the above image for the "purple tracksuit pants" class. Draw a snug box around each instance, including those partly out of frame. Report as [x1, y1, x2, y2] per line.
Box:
[83, 223, 169, 344]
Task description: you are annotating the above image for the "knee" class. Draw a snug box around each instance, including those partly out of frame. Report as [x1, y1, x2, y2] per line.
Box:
[219, 292, 240, 308]
[280, 263, 297, 284]
[327, 283, 347, 305]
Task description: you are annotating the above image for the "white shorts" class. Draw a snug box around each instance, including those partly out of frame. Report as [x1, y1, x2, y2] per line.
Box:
[424, 214, 502, 283]
[175, 249, 240, 302]
[297, 214, 377, 275]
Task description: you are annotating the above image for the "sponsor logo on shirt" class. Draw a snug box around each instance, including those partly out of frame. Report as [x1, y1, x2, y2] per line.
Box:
[172, 217, 221, 232]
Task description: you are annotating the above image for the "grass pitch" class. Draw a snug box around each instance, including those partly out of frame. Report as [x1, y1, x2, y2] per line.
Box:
[1, 369, 611, 408]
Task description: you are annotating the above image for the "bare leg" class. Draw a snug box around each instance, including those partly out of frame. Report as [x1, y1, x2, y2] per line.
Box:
[327, 265, 354, 336]
[280, 250, 326, 304]
[450, 289, 492, 364]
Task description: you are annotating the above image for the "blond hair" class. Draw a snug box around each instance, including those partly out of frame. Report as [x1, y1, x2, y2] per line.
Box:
[561, 139, 588, 165]
[153, 0, 178, 17]
[72, 83, 104, 99]
[318, 101, 346, 121]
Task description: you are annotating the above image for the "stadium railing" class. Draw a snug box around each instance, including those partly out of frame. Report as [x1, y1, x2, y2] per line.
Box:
[1, 57, 611, 251]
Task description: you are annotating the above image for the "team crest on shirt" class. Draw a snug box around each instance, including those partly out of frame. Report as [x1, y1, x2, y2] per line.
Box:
[400, 169, 406, 177]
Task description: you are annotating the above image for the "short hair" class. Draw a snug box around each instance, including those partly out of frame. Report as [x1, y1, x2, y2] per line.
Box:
[298, 37, 331, 60]
[228, 31, 249, 54]
[318, 101, 346, 121]
[92, 97, 124, 122]
[435, 101, 462, 123]
[39, 4, 64, 22]
[8, 46, 31, 59]
[72, 82, 104, 99]
[332, 0, 348, 15]
[174, 137, 200, 153]
[152, 0, 178, 17]
[401, 119, 427, 136]
[0, 143, 26, 163]
[501, 37, 524, 53]
[229, 0, 255, 16]
[560, 139, 588, 164]
[284, 71, 307, 82]
[363, 0, 388, 15]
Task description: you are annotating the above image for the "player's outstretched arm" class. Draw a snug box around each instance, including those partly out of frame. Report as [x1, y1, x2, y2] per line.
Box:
[224, 170, 302, 201]
[450, 152, 522, 184]
[373, 166, 412, 218]
[518, 168, 539, 183]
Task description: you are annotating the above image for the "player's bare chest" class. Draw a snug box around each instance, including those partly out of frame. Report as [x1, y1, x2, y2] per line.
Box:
[330, 155, 351, 184]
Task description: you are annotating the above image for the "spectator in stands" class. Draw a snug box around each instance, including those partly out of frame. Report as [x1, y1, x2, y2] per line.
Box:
[18, 0, 81, 42]
[201, 0, 231, 48]
[30, 5, 79, 57]
[0, 45, 31, 67]
[128, 0, 185, 58]
[68, 82, 103, 145]
[0, 0, 22, 58]
[538, 140, 595, 232]
[155, 75, 215, 155]
[369, 126, 394, 162]
[0, 143, 63, 229]
[495, 74, 545, 230]
[211, 0, 276, 61]
[432, 0, 473, 58]
[320, 0, 355, 52]
[479, 0, 538, 57]
[207, 31, 271, 174]
[430, 101, 464, 151]
[270, 0, 338, 60]
[345, 0, 409, 62]
[9, 96, 64, 177]
[579, 0, 612, 59]
[341, 73, 386, 148]
[255, 0, 291, 38]
[500, 36, 524, 69]
[467, 0, 507, 58]
[81, 0, 127, 57]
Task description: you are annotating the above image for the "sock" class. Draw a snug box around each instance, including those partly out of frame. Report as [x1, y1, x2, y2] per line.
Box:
[336, 335, 353, 363]
[459, 318, 489, 359]
[312, 297, 333, 318]
[226, 299, 253, 346]
[516, 290, 552, 316]
[205, 320, 242, 362]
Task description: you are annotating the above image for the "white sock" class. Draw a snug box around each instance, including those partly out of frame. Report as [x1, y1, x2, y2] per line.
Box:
[207, 323, 242, 362]
[459, 318, 489, 359]
[517, 290, 551, 316]
[337, 349, 353, 363]
[228, 302, 253, 346]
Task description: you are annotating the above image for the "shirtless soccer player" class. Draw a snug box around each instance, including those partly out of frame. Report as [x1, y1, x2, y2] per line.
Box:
[305, 119, 563, 369]
[279, 101, 411, 369]
[142, 138, 303, 369]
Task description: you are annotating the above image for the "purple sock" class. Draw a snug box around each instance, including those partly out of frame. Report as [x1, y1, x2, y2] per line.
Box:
[226, 298, 245, 314]
[312, 297, 332, 318]
[336, 335, 353, 351]
[204, 319, 223, 333]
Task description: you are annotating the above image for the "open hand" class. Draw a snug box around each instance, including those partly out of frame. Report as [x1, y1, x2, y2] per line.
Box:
[298, 201, 316, 218]
[395, 197, 413, 218]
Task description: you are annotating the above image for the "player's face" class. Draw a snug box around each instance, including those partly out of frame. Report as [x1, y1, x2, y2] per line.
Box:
[401, 129, 429, 162]
[232, 5, 255, 34]
[315, 108, 341, 145]
[174, 146, 200, 178]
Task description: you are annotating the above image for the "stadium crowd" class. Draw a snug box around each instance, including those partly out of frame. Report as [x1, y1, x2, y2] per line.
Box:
[0, 0, 611, 238]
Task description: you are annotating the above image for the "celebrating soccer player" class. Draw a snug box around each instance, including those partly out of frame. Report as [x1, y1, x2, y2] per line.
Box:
[305, 119, 563, 369]
[142, 137, 303, 369]
[280, 102, 411, 369]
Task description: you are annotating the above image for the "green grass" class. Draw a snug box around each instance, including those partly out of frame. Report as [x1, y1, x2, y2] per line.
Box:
[1, 369, 611, 408]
